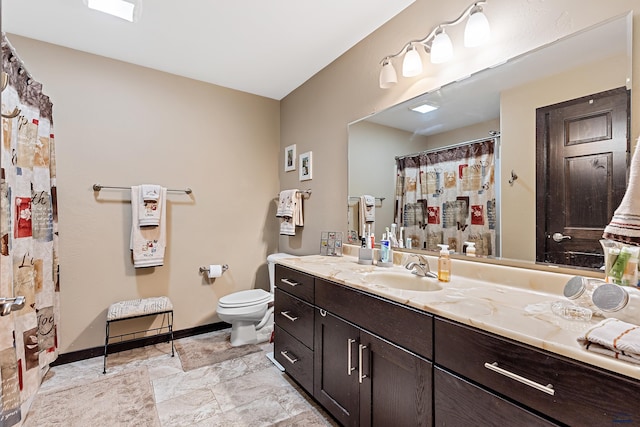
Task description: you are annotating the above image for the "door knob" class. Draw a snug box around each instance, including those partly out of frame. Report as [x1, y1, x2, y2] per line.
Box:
[552, 232, 572, 242]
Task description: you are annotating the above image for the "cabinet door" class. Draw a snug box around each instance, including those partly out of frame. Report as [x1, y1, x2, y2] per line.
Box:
[314, 310, 360, 427]
[434, 367, 558, 426]
[360, 331, 433, 427]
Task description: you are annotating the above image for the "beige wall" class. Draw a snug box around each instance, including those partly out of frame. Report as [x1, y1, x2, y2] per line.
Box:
[7, 35, 281, 352]
[279, 0, 640, 260]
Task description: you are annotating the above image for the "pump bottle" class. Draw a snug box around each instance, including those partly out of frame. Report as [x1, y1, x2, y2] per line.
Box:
[437, 244, 451, 282]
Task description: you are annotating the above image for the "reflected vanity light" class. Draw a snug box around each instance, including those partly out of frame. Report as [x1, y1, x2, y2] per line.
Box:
[410, 103, 439, 114]
[379, 0, 491, 89]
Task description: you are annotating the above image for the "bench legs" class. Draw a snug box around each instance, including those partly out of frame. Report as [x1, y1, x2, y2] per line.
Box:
[103, 310, 174, 374]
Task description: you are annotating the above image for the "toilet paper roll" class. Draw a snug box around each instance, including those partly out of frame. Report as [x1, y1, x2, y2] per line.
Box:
[207, 264, 223, 279]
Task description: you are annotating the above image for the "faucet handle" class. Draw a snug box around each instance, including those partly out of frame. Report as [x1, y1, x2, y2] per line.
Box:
[411, 254, 429, 265]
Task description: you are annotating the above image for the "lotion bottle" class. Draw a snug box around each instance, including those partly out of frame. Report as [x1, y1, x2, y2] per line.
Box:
[437, 244, 451, 282]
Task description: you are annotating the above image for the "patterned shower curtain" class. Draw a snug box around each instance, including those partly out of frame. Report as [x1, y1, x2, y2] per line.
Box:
[0, 35, 60, 426]
[395, 138, 497, 256]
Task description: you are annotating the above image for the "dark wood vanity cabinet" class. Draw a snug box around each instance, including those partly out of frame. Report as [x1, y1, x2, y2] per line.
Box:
[273, 266, 315, 394]
[435, 318, 640, 426]
[314, 279, 433, 427]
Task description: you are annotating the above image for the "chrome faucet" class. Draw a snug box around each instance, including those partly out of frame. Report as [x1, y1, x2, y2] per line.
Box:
[405, 254, 438, 279]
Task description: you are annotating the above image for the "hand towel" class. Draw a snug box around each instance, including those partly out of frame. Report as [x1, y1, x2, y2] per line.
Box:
[130, 186, 167, 268]
[577, 318, 640, 365]
[277, 190, 303, 235]
[138, 184, 163, 226]
[358, 195, 375, 237]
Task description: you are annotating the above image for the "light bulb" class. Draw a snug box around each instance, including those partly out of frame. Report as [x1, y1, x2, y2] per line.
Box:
[430, 30, 453, 64]
[402, 45, 423, 77]
[379, 60, 398, 89]
[464, 8, 490, 47]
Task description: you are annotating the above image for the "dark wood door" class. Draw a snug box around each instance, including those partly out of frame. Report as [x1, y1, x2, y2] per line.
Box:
[314, 311, 359, 427]
[536, 87, 629, 268]
[359, 331, 433, 427]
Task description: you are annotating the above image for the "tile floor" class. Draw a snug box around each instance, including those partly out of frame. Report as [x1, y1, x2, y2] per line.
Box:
[27, 329, 338, 426]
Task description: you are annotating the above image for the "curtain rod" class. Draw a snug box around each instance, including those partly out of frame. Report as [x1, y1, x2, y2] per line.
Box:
[93, 184, 192, 194]
[395, 132, 500, 161]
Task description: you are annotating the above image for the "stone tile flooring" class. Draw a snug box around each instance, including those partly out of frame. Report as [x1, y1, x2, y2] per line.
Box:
[27, 329, 337, 426]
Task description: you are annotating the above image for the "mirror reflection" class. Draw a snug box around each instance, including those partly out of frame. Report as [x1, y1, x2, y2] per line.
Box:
[348, 13, 632, 270]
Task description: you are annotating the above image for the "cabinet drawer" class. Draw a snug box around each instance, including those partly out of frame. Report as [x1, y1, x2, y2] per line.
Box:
[275, 265, 314, 303]
[434, 367, 557, 426]
[435, 318, 640, 425]
[275, 288, 314, 349]
[316, 278, 432, 360]
[274, 325, 313, 393]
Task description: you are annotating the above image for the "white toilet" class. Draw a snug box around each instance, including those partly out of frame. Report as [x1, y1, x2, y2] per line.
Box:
[217, 253, 291, 347]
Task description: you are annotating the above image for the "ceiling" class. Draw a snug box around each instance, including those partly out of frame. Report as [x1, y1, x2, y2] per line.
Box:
[2, 0, 415, 100]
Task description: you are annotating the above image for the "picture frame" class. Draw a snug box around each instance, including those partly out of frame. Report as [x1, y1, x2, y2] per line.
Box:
[284, 144, 296, 172]
[299, 151, 313, 181]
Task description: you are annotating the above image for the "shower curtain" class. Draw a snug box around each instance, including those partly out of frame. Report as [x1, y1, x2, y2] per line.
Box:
[0, 35, 60, 426]
[395, 138, 496, 255]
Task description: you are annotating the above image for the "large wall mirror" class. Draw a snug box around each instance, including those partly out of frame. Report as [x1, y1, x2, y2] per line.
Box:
[348, 12, 632, 272]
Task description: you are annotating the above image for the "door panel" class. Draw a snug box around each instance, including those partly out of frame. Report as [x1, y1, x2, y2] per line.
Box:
[536, 87, 629, 268]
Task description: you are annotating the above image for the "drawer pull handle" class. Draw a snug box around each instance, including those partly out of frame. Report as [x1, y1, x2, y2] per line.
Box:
[280, 278, 300, 287]
[358, 344, 368, 384]
[280, 311, 298, 322]
[484, 362, 555, 396]
[347, 339, 356, 376]
[280, 350, 298, 364]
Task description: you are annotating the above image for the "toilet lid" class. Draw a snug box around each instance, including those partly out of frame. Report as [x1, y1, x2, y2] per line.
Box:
[218, 289, 272, 308]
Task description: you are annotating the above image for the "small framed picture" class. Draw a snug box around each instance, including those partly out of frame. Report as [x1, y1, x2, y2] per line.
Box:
[284, 144, 296, 172]
[299, 151, 313, 181]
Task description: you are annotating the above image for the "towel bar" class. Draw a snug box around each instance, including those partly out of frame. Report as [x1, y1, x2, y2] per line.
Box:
[93, 183, 192, 194]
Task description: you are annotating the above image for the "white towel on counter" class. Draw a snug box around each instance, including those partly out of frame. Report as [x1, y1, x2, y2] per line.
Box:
[358, 195, 375, 237]
[577, 318, 640, 365]
[277, 189, 303, 236]
[138, 184, 164, 226]
[130, 186, 167, 268]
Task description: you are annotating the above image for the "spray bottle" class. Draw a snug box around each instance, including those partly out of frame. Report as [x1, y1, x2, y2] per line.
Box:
[437, 244, 451, 282]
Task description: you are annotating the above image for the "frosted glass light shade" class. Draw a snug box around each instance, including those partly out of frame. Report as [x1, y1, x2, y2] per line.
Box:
[402, 46, 423, 77]
[464, 9, 490, 47]
[430, 30, 453, 64]
[379, 61, 398, 89]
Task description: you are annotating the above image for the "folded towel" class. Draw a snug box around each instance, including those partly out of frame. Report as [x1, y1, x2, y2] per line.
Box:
[358, 195, 375, 237]
[577, 318, 640, 365]
[130, 186, 167, 268]
[138, 184, 164, 227]
[277, 189, 303, 235]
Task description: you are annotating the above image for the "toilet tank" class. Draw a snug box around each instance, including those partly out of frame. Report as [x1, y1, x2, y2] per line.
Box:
[267, 253, 293, 293]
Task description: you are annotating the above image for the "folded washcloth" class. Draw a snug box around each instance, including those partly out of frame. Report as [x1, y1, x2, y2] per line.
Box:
[577, 318, 640, 364]
[130, 186, 166, 268]
[137, 184, 165, 226]
[277, 189, 303, 235]
[141, 184, 161, 202]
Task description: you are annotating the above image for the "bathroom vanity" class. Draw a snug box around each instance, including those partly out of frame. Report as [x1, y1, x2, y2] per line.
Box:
[273, 255, 640, 426]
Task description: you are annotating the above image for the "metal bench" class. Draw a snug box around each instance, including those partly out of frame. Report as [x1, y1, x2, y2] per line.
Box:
[103, 296, 174, 373]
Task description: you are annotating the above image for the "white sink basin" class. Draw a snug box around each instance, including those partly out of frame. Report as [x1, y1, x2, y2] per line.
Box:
[363, 271, 442, 292]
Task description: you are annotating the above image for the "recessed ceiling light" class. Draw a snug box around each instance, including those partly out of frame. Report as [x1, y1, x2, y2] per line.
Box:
[86, 0, 137, 22]
[410, 103, 438, 114]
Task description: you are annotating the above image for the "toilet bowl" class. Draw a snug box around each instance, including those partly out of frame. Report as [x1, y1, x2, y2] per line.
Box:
[217, 253, 291, 347]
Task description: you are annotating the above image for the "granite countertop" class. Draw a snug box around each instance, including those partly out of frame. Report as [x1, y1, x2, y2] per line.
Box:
[276, 253, 640, 381]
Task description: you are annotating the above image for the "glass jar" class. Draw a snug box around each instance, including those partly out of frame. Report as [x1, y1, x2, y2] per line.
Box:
[563, 276, 605, 316]
[592, 283, 640, 324]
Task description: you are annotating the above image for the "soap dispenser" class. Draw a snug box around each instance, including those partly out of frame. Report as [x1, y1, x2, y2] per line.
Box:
[464, 241, 476, 257]
[437, 244, 451, 282]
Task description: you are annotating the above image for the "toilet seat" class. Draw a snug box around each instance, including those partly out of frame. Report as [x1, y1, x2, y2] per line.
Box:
[218, 289, 272, 308]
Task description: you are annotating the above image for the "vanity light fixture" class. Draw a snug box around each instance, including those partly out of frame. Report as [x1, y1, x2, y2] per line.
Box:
[378, 0, 491, 89]
[85, 0, 141, 22]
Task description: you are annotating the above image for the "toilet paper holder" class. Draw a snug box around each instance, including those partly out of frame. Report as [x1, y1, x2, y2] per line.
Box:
[199, 264, 229, 274]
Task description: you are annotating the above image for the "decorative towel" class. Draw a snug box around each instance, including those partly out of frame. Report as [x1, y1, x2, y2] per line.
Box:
[138, 184, 163, 226]
[277, 189, 303, 236]
[130, 186, 167, 268]
[577, 318, 640, 365]
[359, 195, 376, 237]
